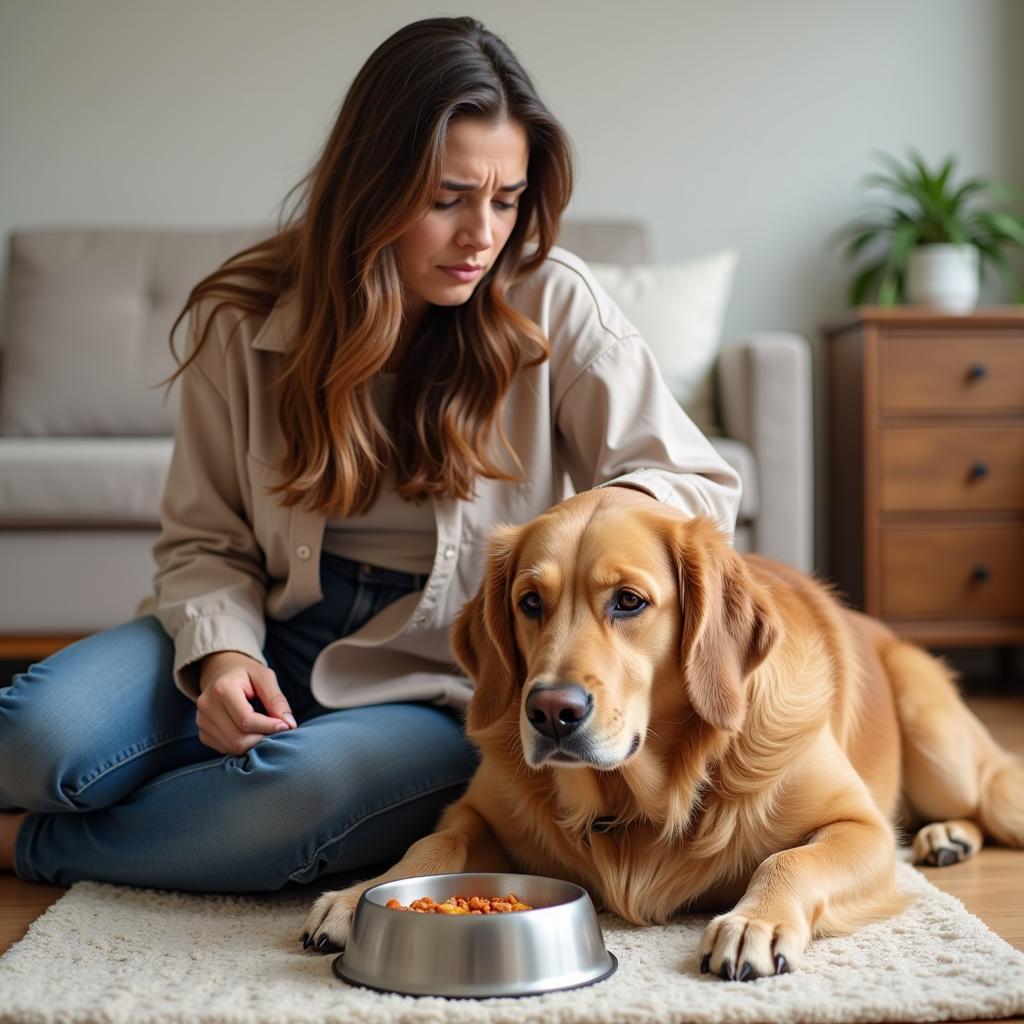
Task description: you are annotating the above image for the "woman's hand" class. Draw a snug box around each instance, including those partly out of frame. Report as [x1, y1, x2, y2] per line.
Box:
[196, 651, 297, 756]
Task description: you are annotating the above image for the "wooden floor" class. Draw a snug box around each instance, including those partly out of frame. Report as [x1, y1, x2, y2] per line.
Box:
[1, 696, 1022, 1021]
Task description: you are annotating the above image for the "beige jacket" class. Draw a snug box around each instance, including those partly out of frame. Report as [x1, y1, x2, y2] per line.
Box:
[139, 247, 741, 711]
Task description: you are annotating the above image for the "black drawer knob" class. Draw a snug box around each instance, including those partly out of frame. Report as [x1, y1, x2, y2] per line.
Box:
[966, 363, 988, 382]
[969, 461, 990, 480]
[971, 564, 991, 584]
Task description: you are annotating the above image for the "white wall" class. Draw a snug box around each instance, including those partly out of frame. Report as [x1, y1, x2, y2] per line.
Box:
[541, 0, 1019, 316]
[2, 0, 1021, 564]
[2, 0, 1020, 330]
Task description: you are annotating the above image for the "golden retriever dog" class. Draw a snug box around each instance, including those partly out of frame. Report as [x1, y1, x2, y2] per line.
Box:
[302, 487, 1024, 980]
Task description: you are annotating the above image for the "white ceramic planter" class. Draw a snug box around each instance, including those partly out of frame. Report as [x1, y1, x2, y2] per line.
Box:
[905, 243, 980, 312]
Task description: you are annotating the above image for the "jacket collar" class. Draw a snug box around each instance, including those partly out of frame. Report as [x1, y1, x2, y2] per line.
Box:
[251, 289, 300, 354]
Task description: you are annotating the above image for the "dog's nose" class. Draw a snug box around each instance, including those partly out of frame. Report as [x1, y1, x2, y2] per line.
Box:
[525, 684, 593, 740]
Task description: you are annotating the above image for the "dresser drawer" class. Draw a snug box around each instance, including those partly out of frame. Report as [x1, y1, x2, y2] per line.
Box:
[879, 332, 1024, 414]
[880, 425, 1024, 511]
[880, 526, 1024, 619]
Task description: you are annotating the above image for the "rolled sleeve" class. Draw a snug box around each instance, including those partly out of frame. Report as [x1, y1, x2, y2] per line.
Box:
[172, 613, 267, 700]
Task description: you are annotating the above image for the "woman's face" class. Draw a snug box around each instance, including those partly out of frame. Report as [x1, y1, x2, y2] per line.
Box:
[395, 117, 529, 325]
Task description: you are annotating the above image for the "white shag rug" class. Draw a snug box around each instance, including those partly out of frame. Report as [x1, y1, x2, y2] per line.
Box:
[1, 863, 1023, 1024]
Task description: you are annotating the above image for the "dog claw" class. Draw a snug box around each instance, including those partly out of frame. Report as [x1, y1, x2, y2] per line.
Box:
[700, 954, 710, 974]
[738, 961, 757, 982]
[934, 847, 958, 867]
[719, 958, 734, 981]
[301, 932, 311, 949]
[775, 954, 790, 975]
[315, 935, 341, 954]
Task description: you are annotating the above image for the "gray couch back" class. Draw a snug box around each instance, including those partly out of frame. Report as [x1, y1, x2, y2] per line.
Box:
[1, 229, 258, 436]
[0, 221, 648, 437]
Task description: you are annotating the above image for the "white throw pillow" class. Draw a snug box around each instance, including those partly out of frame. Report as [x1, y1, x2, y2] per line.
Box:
[589, 249, 738, 434]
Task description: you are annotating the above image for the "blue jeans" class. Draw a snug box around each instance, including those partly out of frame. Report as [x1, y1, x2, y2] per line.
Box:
[0, 555, 479, 892]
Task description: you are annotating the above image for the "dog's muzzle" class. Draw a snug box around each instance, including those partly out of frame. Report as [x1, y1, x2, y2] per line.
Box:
[523, 682, 639, 770]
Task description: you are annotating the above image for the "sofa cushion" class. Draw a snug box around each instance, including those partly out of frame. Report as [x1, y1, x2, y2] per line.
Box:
[0, 437, 172, 525]
[709, 436, 757, 523]
[1, 229, 261, 436]
[589, 250, 737, 434]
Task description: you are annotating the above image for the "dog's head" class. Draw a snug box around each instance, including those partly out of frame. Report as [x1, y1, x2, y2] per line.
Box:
[452, 487, 780, 770]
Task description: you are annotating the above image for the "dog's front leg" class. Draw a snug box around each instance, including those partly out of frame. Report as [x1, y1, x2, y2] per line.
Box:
[301, 799, 508, 952]
[699, 812, 905, 981]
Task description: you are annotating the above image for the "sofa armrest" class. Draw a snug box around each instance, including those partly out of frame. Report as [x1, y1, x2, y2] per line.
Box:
[715, 332, 813, 571]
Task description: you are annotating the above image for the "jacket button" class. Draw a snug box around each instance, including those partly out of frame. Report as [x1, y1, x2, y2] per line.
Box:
[296, 544, 312, 560]
[444, 545, 456, 559]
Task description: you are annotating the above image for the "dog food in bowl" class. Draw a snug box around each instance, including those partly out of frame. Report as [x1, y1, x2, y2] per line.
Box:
[385, 893, 533, 914]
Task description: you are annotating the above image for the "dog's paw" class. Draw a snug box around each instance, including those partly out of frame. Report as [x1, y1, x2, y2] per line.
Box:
[300, 887, 362, 954]
[912, 819, 983, 868]
[698, 911, 807, 981]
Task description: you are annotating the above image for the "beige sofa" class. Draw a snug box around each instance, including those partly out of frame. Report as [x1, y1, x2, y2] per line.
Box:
[0, 223, 811, 650]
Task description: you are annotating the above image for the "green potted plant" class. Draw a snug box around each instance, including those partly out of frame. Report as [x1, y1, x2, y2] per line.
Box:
[838, 149, 1024, 310]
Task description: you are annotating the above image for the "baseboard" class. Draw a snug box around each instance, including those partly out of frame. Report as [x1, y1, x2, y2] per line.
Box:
[0, 635, 85, 661]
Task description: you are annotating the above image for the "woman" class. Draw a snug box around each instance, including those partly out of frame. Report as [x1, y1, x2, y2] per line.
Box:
[0, 17, 739, 892]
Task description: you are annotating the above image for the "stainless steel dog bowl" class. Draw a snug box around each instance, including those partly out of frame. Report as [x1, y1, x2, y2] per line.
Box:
[332, 871, 617, 998]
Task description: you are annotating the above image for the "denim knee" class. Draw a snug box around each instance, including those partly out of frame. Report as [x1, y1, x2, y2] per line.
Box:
[0, 617, 190, 812]
[0, 657, 83, 809]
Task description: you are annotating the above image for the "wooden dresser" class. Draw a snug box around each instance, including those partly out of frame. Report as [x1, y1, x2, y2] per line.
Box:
[826, 308, 1024, 647]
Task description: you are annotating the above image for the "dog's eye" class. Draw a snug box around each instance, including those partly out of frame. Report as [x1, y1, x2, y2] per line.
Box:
[519, 591, 543, 618]
[613, 590, 647, 615]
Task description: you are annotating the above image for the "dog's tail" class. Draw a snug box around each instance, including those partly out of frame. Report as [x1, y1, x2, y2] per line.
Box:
[883, 639, 1024, 848]
[977, 756, 1024, 847]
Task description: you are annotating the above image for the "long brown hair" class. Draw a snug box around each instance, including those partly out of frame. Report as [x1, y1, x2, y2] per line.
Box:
[170, 17, 574, 516]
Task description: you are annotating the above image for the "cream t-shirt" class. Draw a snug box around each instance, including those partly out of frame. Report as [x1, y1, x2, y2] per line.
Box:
[321, 373, 437, 575]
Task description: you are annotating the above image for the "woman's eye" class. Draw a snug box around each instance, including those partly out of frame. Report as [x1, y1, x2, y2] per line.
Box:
[433, 197, 517, 212]
[613, 590, 646, 614]
[519, 591, 543, 618]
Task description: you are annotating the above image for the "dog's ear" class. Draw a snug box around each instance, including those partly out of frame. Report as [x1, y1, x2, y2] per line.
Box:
[674, 518, 780, 733]
[451, 524, 522, 735]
